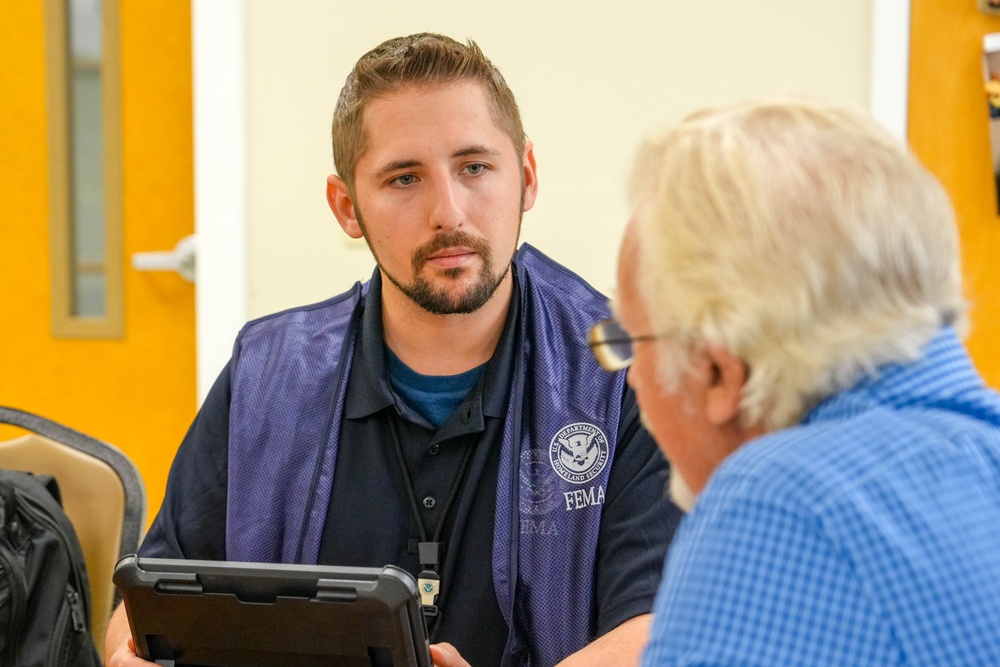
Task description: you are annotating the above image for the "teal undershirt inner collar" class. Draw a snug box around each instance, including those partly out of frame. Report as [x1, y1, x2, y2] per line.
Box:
[385, 346, 487, 429]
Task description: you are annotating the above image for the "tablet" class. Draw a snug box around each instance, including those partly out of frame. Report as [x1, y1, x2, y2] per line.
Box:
[113, 555, 432, 667]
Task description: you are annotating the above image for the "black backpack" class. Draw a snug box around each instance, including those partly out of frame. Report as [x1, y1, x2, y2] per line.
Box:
[0, 469, 101, 667]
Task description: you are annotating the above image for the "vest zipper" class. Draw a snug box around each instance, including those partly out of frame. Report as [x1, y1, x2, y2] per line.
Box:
[499, 319, 526, 667]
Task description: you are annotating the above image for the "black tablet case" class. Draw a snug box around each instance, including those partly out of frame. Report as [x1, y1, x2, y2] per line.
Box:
[113, 555, 432, 667]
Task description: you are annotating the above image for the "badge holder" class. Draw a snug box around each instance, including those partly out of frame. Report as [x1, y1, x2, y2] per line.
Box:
[417, 542, 441, 618]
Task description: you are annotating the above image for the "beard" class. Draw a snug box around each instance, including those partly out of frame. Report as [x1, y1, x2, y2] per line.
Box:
[356, 212, 519, 316]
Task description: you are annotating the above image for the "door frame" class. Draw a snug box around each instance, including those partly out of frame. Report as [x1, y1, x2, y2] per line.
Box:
[190, 0, 913, 403]
[871, 0, 912, 141]
[192, 0, 247, 403]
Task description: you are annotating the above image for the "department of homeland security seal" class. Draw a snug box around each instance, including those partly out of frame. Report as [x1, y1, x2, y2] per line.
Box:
[549, 422, 610, 484]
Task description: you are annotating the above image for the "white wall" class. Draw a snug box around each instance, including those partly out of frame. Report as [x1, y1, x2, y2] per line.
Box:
[242, 0, 874, 317]
[193, 0, 247, 402]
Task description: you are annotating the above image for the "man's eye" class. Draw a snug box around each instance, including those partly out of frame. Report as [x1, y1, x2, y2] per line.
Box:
[465, 163, 487, 175]
[391, 174, 416, 187]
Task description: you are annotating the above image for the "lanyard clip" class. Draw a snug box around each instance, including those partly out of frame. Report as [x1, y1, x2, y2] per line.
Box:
[418, 568, 440, 615]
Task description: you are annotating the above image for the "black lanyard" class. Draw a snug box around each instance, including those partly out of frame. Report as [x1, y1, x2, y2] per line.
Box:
[388, 417, 475, 624]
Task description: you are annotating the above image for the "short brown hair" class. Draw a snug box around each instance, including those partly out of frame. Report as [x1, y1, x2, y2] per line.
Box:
[332, 33, 525, 192]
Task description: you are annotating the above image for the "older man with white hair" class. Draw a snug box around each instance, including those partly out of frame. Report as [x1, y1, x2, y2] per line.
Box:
[589, 97, 1000, 665]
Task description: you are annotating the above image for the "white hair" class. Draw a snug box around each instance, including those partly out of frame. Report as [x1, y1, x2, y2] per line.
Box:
[629, 97, 967, 430]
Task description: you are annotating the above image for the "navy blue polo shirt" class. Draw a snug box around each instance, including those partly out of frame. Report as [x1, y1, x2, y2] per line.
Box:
[140, 269, 681, 666]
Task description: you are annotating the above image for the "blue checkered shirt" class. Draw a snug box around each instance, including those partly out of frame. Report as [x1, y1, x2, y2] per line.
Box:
[642, 327, 1000, 666]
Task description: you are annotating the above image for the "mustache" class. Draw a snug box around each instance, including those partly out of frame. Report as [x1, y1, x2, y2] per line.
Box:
[411, 231, 491, 271]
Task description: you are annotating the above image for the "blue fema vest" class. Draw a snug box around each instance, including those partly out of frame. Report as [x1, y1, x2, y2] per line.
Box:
[227, 244, 626, 667]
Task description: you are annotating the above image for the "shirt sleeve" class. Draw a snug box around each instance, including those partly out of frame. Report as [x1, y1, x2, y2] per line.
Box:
[641, 474, 900, 666]
[138, 362, 232, 560]
[595, 385, 684, 635]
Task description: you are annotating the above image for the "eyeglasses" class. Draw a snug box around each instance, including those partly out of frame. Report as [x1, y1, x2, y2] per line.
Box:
[587, 317, 666, 372]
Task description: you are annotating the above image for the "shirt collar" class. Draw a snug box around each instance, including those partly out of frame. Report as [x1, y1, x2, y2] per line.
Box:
[804, 326, 996, 425]
[481, 271, 519, 419]
[344, 269, 396, 420]
[344, 267, 520, 422]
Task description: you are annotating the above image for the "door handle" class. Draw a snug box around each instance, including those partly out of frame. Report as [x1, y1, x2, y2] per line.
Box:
[132, 234, 196, 282]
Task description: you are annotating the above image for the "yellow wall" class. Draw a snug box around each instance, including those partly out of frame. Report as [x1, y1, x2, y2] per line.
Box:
[0, 1, 196, 524]
[909, 0, 1000, 388]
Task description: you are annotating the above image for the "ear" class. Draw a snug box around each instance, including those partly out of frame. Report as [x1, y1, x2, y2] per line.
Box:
[326, 174, 364, 239]
[520, 139, 539, 213]
[701, 344, 748, 426]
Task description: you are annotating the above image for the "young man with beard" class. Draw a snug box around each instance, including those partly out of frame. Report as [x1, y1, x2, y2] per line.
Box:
[105, 33, 682, 667]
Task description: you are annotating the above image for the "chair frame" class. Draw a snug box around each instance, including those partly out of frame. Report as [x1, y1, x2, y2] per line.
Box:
[0, 406, 147, 573]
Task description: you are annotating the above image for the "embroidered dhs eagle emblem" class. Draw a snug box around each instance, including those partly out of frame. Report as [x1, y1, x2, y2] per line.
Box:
[549, 423, 610, 484]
